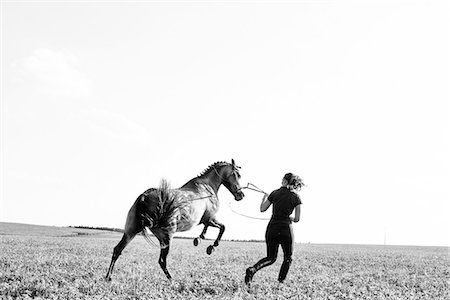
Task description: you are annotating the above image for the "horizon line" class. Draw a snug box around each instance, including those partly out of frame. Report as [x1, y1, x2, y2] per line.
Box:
[1, 221, 448, 248]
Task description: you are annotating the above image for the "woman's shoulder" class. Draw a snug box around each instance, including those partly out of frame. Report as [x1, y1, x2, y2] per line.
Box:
[290, 191, 302, 205]
[268, 187, 283, 201]
[270, 187, 286, 196]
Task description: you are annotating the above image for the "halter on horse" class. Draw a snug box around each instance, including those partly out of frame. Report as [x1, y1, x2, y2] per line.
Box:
[105, 159, 245, 281]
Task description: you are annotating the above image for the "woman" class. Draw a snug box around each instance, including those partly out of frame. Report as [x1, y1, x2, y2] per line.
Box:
[245, 172, 304, 285]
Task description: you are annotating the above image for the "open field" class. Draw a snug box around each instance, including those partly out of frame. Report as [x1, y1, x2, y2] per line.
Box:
[0, 222, 449, 299]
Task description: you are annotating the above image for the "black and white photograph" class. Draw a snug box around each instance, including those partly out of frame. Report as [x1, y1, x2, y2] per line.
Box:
[1, 0, 449, 299]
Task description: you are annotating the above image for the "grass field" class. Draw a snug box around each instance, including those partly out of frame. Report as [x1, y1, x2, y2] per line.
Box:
[0, 222, 448, 299]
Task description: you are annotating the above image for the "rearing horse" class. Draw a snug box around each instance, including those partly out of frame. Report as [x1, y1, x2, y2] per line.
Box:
[106, 159, 245, 281]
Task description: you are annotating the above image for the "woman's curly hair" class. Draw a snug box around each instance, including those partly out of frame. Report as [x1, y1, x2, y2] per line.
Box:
[283, 173, 305, 191]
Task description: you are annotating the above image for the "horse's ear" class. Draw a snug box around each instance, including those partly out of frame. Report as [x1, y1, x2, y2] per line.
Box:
[231, 158, 235, 166]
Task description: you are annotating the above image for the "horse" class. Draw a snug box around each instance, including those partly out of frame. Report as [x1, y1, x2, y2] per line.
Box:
[105, 159, 245, 281]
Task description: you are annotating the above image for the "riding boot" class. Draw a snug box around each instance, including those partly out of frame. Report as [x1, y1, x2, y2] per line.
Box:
[244, 267, 256, 285]
[245, 257, 276, 285]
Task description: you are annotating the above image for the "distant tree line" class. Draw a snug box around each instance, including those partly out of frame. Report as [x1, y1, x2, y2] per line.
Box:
[68, 226, 124, 233]
[68, 226, 264, 242]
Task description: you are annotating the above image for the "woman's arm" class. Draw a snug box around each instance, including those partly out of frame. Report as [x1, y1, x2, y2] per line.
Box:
[260, 194, 271, 212]
[290, 204, 301, 223]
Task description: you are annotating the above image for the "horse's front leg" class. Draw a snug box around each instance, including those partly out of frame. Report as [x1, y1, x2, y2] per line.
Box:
[193, 224, 208, 246]
[205, 218, 225, 255]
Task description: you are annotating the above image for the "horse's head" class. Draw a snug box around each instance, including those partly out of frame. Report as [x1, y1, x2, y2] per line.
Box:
[216, 159, 245, 201]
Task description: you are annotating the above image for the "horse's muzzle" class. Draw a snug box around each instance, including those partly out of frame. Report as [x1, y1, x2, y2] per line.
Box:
[235, 191, 245, 201]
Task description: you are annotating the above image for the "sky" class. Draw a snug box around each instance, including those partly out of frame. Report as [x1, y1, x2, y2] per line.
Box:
[1, 0, 449, 247]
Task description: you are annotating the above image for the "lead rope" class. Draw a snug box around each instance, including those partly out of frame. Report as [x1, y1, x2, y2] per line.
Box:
[229, 182, 271, 221]
[228, 202, 270, 221]
[241, 183, 266, 194]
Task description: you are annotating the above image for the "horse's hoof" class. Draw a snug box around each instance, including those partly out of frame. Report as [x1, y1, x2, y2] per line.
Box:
[206, 245, 215, 255]
[193, 238, 200, 246]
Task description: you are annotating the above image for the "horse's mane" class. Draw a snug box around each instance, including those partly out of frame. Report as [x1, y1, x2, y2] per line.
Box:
[198, 161, 230, 177]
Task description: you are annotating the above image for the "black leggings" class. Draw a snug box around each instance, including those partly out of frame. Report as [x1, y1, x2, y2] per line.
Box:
[252, 223, 294, 282]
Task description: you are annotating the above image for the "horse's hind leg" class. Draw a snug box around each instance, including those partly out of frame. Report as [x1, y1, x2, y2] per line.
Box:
[193, 224, 208, 246]
[152, 229, 174, 280]
[106, 232, 137, 280]
[106, 202, 142, 281]
[205, 218, 225, 255]
[158, 244, 172, 280]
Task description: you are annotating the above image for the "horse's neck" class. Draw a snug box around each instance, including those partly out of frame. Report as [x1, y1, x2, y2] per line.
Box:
[180, 173, 222, 194]
[201, 168, 225, 192]
[201, 177, 221, 194]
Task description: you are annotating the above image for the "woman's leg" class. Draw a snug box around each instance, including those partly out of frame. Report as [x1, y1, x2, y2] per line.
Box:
[245, 226, 279, 284]
[278, 224, 294, 282]
[253, 231, 279, 270]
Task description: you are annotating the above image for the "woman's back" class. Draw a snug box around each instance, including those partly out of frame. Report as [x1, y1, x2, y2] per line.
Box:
[268, 187, 301, 225]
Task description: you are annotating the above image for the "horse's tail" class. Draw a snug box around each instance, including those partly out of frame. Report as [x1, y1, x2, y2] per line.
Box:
[157, 179, 180, 224]
[137, 179, 178, 249]
[136, 179, 172, 225]
[141, 227, 160, 248]
[157, 178, 172, 212]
